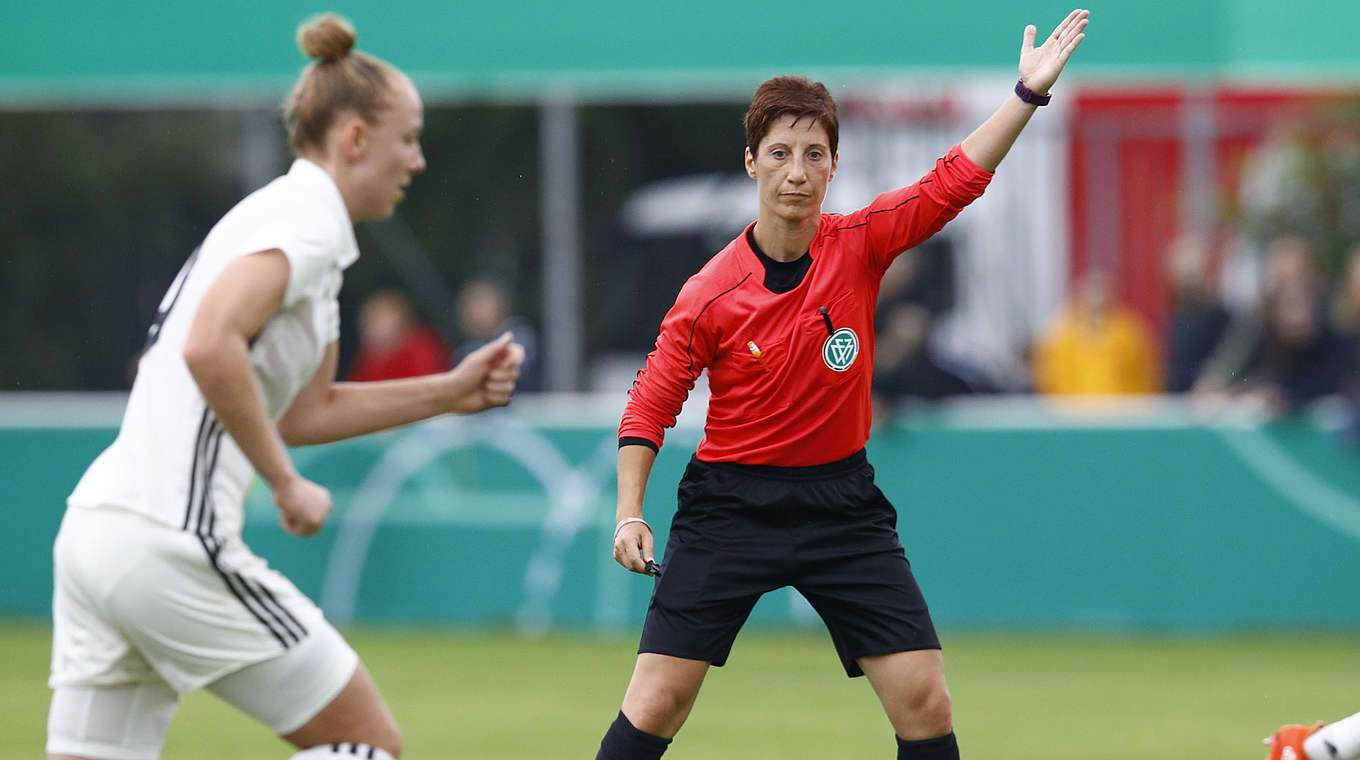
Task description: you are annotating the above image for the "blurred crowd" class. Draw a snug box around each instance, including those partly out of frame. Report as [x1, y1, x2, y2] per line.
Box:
[347, 279, 540, 392]
[870, 103, 1360, 448]
[871, 227, 1360, 443]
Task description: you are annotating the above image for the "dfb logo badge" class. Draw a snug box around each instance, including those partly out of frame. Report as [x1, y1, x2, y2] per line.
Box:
[822, 327, 859, 372]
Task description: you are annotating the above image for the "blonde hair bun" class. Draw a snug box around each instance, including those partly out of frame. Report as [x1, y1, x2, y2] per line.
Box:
[297, 13, 357, 63]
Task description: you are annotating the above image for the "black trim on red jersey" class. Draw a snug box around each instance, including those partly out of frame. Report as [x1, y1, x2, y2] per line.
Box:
[684, 272, 752, 375]
[618, 436, 660, 452]
[822, 191, 923, 237]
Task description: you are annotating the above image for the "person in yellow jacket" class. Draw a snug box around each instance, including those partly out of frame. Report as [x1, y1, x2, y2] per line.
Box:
[1033, 267, 1162, 395]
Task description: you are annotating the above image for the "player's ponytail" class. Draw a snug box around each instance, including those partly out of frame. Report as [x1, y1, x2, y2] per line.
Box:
[283, 13, 398, 156]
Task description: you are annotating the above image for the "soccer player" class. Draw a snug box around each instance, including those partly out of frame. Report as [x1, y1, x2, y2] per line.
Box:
[1268, 714, 1360, 760]
[597, 9, 1089, 760]
[46, 14, 524, 760]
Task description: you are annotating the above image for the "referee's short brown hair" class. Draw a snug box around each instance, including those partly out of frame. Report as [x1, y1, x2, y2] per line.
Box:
[744, 76, 839, 155]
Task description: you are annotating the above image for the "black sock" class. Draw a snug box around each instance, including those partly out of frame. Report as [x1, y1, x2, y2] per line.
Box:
[896, 731, 959, 760]
[595, 710, 672, 760]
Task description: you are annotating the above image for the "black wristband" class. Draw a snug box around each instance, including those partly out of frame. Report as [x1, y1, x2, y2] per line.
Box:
[1014, 79, 1051, 106]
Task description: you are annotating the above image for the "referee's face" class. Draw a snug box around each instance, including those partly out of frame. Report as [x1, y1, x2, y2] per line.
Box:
[352, 75, 427, 221]
[745, 114, 837, 226]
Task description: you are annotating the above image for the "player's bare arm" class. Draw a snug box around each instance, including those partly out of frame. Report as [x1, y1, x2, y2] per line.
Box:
[960, 8, 1089, 171]
[276, 332, 524, 447]
[613, 444, 658, 574]
[183, 249, 333, 536]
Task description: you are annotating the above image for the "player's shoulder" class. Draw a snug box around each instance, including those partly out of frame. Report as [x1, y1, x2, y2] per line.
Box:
[208, 174, 341, 251]
[245, 172, 334, 222]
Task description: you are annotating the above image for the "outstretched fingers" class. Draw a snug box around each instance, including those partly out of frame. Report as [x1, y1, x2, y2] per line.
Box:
[1050, 8, 1088, 45]
[1059, 30, 1086, 63]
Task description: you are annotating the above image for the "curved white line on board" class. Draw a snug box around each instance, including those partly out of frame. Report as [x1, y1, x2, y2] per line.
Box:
[516, 433, 617, 636]
[320, 413, 595, 626]
[1214, 425, 1360, 544]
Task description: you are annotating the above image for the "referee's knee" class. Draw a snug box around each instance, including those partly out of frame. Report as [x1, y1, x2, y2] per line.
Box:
[621, 679, 704, 738]
[901, 681, 953, 739]
[621, 693, 691, 737]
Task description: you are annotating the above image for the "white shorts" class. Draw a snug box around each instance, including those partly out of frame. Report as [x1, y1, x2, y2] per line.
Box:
[48, 506, 358, 757]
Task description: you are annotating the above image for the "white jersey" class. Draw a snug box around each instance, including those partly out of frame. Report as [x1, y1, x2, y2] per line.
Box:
[68, 159, 359, 538]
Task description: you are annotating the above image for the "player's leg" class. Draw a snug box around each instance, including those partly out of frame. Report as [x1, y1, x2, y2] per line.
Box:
[206, 620, 400, 756]
[286, 743, 395, 759]
[597, 654, 711, 759]
[1306, 712, 1360, 760]
[279, 663, 400, 754]
[77, 508, 395, 757]
[859, 650, 958, 758]
[47, 681, 180, 760]
[1268, 722, 1325, 760]
[48, 508, 183, 760]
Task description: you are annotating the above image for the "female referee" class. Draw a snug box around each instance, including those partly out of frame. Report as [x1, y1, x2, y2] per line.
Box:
[597, 10, 1088, 760]
[46, 14, 524, 760]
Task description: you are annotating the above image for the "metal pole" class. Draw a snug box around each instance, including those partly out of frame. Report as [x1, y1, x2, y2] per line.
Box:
[1083, 124, 1122, 279]
[539, 94, 582, 392]
[1180, 87, 1217, 241]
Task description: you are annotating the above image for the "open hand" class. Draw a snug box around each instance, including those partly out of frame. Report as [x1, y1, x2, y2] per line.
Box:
[1019, 8, 1089, 95]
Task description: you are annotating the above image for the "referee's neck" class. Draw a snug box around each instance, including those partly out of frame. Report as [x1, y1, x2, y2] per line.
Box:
[751, 217, 816, 263]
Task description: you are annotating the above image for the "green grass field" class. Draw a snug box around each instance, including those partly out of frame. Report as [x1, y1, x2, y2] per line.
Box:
[5, 621, 1358, 759]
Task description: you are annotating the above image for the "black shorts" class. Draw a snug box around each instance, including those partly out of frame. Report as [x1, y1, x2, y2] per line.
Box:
[638, 450, 939, 678]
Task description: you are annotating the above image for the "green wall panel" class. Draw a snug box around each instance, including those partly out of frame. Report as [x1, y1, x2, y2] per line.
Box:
[7, 408, 1360, 633]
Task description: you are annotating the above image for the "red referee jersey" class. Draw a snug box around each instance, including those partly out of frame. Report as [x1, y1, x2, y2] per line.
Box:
[620, 145, 993, 466]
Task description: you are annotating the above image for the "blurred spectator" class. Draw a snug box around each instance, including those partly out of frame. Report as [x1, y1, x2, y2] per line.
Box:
[871, 241, 991, 417]
[873, 304, 977, 401]
[1332, 242, 1360, 338]
[456, 278, 541, 392]
[347, 288, 451, 382]
[1033, 267, 1162, 396]
[1209, 234, 1358, 416]
[1163, 232, 1231, 393]
[1339, 245, 1360, 443]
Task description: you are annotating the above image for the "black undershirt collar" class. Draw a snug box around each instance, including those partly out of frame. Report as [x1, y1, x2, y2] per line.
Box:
[746, 226, 811, 294]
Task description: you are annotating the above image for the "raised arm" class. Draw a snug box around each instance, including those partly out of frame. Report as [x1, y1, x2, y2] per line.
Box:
[960, 8, 1089, 172]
